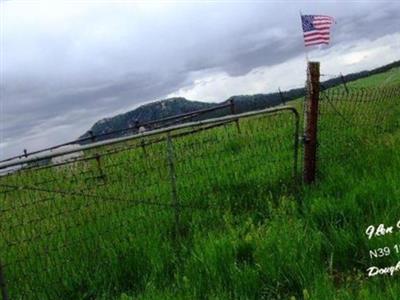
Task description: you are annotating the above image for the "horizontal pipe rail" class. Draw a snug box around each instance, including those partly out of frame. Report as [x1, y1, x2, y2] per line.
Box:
[0, 105, 298, 170]
[0, 102, 232, 164]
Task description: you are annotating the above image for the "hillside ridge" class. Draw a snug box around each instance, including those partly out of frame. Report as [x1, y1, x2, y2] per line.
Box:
[80, 60, 400, 141]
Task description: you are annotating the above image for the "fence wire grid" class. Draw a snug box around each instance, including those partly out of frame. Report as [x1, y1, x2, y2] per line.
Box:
[1, 84, 399, 299]
[317, 85, 400, 179]
[0, 106, 299, 299]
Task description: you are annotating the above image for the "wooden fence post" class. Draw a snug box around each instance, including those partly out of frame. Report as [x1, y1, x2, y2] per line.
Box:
[303, 61, 320, 184]
[229, 99, 241, 133]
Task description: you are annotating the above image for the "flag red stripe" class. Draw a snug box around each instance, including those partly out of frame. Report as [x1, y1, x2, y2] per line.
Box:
[304, 35, 330, 41]
[305, 40, 329, 46]
[304, 32, 330, 37]
[312, 26, 332, 30]
[314, 18, 334, 22]
[314, 21, 333, 26]
[304, 33, 330, 39]
[304, 30, 330, 36]
[314, 19, 333, 22]
[314, 16, 334, 20]
[304, 36, 330, 43]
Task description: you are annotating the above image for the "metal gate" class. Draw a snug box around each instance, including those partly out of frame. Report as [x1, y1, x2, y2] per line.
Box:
[0, 106, 299, 299]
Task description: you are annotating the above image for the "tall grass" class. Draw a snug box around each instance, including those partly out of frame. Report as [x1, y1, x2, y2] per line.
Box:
[0, 69, 399, 299]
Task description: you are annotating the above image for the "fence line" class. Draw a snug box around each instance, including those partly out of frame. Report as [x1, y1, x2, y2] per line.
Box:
[0, 100, 235, 165]
[0, 82, 399, 298]
[0, 105, 300, 298]
[0, 105, 297, 171]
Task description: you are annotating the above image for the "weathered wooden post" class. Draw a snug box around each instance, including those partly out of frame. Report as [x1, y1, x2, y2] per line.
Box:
[303, 61, 320, 184]
[229, 98, 235, 115]
[140, 139, 147, 155]
[229, 99, 240, 132]
[89, 131, 105, 182]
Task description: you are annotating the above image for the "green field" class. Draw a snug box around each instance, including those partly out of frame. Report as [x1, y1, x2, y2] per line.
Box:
[0, 68, 399, 299]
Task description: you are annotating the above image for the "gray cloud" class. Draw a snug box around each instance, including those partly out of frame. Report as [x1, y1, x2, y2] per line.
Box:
[1, 1, 399, 158]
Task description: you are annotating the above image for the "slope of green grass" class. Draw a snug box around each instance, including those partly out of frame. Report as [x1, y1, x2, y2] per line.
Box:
[347, 67, 400, 87]
[0, 67, 399, 300]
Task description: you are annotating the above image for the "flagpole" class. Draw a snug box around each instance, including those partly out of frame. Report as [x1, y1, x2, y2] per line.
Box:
[300, 10, 310, 139]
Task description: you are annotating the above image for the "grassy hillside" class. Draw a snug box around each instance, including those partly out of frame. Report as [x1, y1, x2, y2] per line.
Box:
[0, 68, 399, 299]
[346, 67, 400, 87]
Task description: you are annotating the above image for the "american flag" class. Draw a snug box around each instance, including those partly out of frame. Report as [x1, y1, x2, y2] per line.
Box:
[301, 15, 335, 47]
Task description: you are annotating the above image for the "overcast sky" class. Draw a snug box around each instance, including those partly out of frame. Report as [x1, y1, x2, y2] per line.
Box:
[1, 0, 399, 159]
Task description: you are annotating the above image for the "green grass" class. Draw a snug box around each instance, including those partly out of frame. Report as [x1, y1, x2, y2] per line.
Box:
[0, 68, 399, 299]
[347, 67, 400, 88]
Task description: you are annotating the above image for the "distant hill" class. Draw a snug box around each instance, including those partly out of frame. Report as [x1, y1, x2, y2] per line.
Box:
[80, 98, 216, 141]
[80, 60, 400, 142]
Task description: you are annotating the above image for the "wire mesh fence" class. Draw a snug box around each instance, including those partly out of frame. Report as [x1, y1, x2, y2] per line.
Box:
[1, 83, 398, 299]
[0, 100, 236, 166]
[0, 106, 299, 299]
[317, 85, 400, 179]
